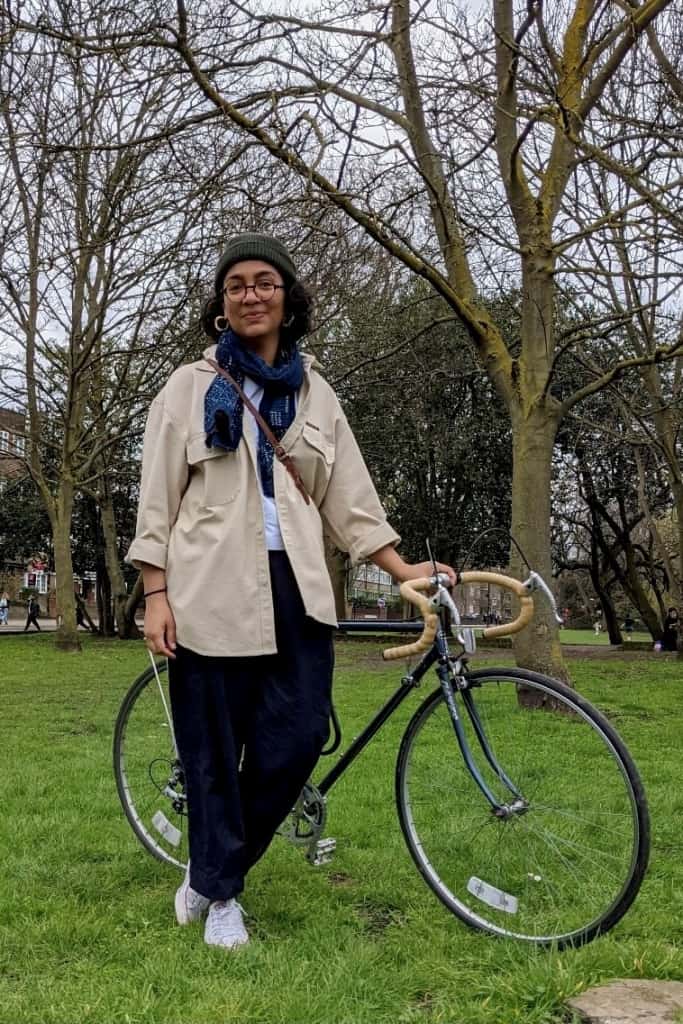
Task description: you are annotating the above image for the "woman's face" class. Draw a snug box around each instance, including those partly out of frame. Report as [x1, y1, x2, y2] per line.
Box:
[221, 260, 286, 344]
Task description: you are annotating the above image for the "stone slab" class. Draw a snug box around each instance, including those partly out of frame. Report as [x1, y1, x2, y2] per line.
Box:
[567, 980, 683, 1024]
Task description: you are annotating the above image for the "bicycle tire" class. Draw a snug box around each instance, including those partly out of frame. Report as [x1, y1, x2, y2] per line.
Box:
[395, 667, 649, 948]
[113, 661, 188, 871]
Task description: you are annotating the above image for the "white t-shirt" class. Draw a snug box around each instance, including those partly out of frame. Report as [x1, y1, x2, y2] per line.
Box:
[242, 377, 287, 551]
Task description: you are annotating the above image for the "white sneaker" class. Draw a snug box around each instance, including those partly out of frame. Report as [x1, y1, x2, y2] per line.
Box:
[175, 864, 210, 925]
[204, 899, 249, 949]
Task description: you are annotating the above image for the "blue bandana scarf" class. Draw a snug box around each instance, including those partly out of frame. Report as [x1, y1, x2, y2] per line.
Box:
[204, 329, 304, 498]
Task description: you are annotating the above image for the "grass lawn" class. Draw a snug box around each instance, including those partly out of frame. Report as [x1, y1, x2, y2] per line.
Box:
[559, 629, 652, 646]
[1, 634, 681, 1024]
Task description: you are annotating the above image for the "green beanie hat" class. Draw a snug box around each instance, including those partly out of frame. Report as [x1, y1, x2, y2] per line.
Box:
[214, 233, 297, 294]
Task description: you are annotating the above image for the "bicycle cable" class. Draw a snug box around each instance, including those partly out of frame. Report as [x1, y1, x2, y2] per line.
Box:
[458, 528, 533, 576]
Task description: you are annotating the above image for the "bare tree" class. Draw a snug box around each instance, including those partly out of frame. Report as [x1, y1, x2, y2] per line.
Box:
[566, 163, 682, 615]
[0, 15, 253, 646]
[16, 0, 683, 676]
[554, 379, 678, 644]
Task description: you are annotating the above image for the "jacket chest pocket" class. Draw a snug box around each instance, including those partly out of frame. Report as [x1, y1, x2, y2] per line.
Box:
[290, 422, 335, 499]
[187, 434, 240, 507]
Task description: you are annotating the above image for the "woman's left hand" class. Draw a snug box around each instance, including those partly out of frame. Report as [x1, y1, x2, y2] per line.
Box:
[396, 561, 457, 587]
[369, 545, 457, 588]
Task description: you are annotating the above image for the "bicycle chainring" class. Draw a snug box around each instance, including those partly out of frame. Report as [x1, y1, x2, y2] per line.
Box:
[279, 781, 327, 846]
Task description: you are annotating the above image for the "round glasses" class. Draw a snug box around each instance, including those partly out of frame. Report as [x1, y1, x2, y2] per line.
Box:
[223, 282, 285, 302]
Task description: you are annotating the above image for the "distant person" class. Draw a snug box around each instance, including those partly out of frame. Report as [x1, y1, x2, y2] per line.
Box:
[593, 618, 602, 636]
[24, 596, 41, 632]
[0, 592, 9, 625]
[623, 614, 634, 640]
[662, 607, 679, 652]
[377, 594, 387, 619]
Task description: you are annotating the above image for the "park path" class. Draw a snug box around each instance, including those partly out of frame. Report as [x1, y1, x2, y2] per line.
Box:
[0, 612, 142, 635]
[1, 616, 671, 660]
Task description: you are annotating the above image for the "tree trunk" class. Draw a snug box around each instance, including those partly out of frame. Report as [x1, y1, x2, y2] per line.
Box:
[596, 577, 623, 644]
[677, 490, 683, 658]
[98, 481, 129, 636]
[640, 365, 682, 656]
[578, 453, 663, 641]
[676, 479, 683, 597]
[120, 572, 144, 640]
[671, 476, 683, 658]
[51, 488, 80, 652]
[634, 447, 680, 611]
[91, 500, 114, 635]
[325, 538, 349, 620]
[587, 526, 623, 643]
[96, 557, 114, 636]
[622, 547, 663, 640]
[509, 406, 568, 689]
[77, 594, 98, 633]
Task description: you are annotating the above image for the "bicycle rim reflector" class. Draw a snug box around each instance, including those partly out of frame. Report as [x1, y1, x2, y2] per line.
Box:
[467, 876, 518, 915]
[151, 810, 182, 848]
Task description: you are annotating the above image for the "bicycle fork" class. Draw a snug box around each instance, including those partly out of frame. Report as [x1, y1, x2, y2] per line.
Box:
[436, 644, 528, 819]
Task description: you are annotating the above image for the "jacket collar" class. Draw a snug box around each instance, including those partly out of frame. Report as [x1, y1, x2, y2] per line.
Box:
[200, 344, 318, 375]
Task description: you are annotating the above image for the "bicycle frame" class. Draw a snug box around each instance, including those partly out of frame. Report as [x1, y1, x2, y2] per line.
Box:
[318, 639, 437, 796]
[316, 618, 523, 816]
[144, 612, 526, 834]
[118, 568, 648, 947]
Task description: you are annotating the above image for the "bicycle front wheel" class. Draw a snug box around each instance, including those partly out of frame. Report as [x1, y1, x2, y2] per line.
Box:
[396, 668, 649, 948]
[113, 660, 188, 871]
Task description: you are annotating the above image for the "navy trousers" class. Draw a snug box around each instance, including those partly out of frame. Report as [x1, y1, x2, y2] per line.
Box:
[168, 551, 334, 901]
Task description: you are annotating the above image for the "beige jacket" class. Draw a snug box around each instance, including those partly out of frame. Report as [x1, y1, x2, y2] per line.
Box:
[127, 347, 400, 656]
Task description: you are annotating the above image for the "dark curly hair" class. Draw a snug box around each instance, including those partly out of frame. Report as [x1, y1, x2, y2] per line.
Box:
[200, 279, 314, 351]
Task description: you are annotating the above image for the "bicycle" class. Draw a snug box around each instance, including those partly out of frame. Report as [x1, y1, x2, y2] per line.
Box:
[113, 568, 649, 949]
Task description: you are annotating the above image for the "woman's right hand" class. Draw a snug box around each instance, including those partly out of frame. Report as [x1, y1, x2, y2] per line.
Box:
[144, 593, 177, 659]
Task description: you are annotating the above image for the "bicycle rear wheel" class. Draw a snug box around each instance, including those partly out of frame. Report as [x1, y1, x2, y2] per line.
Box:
[113, 660, 188, 871]
[396, 668, 649, 948]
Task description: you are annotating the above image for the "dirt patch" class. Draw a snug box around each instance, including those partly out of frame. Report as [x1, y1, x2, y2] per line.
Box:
[354, 897, 407, 934]
[412, 991, 436, 1012]
[561, 645, 658, 660]
[327, 871, 356, 888]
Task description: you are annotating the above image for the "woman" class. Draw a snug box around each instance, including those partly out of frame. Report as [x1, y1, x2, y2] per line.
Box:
[0, 591, 9, 625]
[662, 607, 679, 652]
[128, 233, 454, 951]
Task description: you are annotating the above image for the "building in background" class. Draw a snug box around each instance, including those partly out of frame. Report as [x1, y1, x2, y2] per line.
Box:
[0, 408, 27, 485]
[348, 561, 513, 622]
[0, 409, 97, 617]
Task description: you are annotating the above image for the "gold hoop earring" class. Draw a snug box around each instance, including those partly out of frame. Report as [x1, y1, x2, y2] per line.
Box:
[214, 315, 229, 332]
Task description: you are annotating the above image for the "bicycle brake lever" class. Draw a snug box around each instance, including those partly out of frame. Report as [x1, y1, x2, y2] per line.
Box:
[428, 584, 468, 645]
[525, 571, 564, 625]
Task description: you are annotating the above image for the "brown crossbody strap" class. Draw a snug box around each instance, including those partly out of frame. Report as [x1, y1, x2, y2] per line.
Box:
[206, 357, 311, 505]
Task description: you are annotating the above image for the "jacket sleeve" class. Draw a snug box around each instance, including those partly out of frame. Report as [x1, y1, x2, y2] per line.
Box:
[319, 404, 400, 564]
[126, 394, 189, 570]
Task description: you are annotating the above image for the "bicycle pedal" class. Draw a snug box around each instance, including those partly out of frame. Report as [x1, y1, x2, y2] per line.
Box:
[307, 837, 336, 866]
